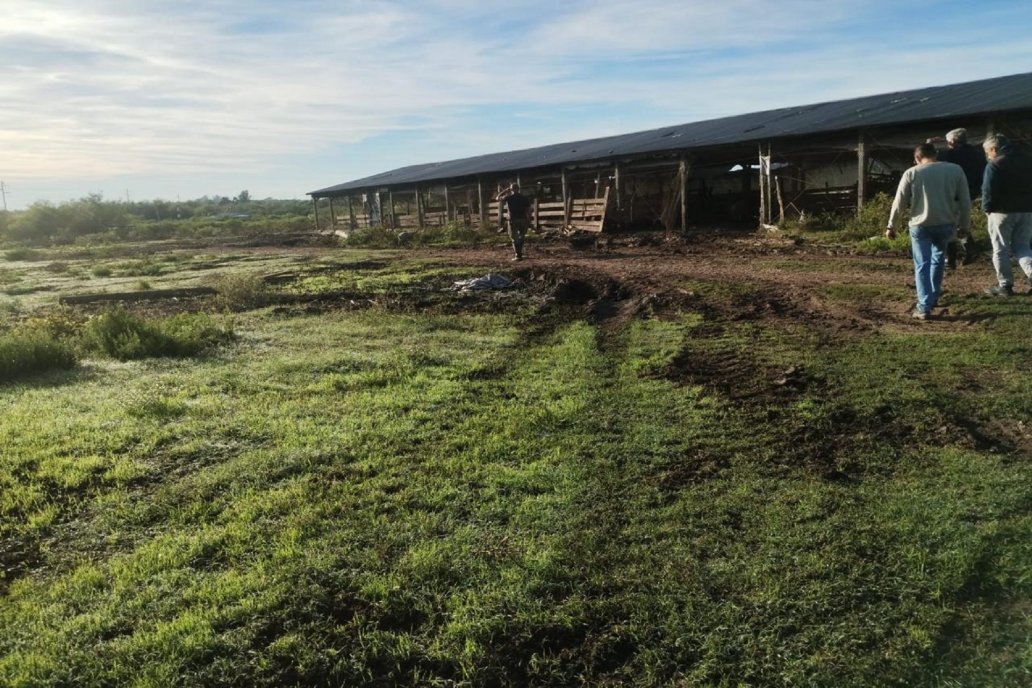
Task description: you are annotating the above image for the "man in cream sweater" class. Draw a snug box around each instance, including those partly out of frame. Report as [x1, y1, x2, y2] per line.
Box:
[886, 142, 971, 320]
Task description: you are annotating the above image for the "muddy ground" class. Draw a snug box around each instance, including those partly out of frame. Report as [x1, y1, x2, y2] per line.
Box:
[399, 230, 1006, 330]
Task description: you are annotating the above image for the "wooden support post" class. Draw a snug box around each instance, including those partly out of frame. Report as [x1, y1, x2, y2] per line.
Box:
[415, 188, 423, 230]
[313, 197, 320, 232]
[679, 157, 687, 233]
[477, 178, 486, 226]
[347, 195, 355, 229]
[328, 198, 335, 227]
[775, 175, 785, 225]
[758, 144, 768, 227]
[614, 163, 621, 213]
[533, 196, 540, 231]
[444, 184, 451, 224]
[857, 132, 867, 213]
[767, 143, 775, 225]
[561, 169, 569, 228]
[388, 190, 396, 229]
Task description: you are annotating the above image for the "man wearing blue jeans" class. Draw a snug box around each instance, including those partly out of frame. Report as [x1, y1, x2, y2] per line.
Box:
[886, 142, 971, 320]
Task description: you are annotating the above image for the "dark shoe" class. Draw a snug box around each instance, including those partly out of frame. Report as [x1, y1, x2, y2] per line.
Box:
[985, 285, 1013, 297]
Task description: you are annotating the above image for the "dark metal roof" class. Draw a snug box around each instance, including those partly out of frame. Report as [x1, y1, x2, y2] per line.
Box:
[311, 71, 1032, 196]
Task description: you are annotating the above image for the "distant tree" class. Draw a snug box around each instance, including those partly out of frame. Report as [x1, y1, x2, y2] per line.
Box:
[236, 190, 251, 203]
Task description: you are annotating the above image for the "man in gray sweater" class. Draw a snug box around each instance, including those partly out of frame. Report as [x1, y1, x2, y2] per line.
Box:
[886, 142, 971, 319]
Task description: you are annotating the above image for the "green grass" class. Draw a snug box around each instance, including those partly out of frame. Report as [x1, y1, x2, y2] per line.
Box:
[83, 308, 235, 360]
[0, 248, 1030, 686]
[0, 326, 77, 382]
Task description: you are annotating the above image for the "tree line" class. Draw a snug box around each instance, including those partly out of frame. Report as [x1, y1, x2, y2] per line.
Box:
[0, 192, 318, 245]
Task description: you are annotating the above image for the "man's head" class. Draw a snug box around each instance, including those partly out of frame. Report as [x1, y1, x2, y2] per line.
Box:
[914, 142, 939, 163]
[983, 133, 1011, 159]
[945, 128, 968, 148]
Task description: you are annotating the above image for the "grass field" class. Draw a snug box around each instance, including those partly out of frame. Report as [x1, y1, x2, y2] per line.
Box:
[1, 235, 1030, 686]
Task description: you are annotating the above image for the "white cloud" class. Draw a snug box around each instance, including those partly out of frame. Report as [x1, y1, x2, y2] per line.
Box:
[1, 0, 1031, 203]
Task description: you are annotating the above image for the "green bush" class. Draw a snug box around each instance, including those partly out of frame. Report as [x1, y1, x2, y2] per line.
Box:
[0, 327, 78, 382]
[3, 248, 42, 261]
[84, 308, 234, 360]
[212, 272, 271, 311]
[343, 222, 493, 248]
[91, 264, 113, 278]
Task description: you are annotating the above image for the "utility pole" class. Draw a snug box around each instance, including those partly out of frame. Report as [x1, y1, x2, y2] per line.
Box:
[1, 181, 8, 211]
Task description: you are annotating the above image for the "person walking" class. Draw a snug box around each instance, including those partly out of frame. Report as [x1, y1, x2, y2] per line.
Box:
[980, 133, 1032, 296]
[496, 184, 532, 261]
[934, 128, 985, 268]
[886, 142, 971, 320]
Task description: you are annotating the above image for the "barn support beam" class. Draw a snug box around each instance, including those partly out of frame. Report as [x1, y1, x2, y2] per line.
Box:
[857, 131, 867, 214]
[614, 162, 621, 213]
[477, 178, 486, 226]
[758, 143, 773, 227]
[561, 169, 570, 228]
[328, 198, 335, 227]
[678, 158, 687, 233]
[313, 198, 320, 232]
[415, 188, 424, 230]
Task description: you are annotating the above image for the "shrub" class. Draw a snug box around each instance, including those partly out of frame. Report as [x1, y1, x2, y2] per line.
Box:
[91, 265, 113, 278]
[343, 222, 494, 248]
[116, 258, 163, 277]
[84, 308, 234, 360]
[0, 327, 78, 382]
[212, 272, 271, 311]
[340, 224, 397, 248]
[3, 248, 42, 262]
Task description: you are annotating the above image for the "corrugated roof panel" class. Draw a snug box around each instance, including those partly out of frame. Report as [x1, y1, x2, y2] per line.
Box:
[311, 72, 1032, 195]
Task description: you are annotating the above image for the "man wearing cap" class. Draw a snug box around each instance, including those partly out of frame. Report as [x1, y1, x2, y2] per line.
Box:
[981, 133, 1032, 296]
[886, 142, 971, 320]
[938, 128, 986, 268]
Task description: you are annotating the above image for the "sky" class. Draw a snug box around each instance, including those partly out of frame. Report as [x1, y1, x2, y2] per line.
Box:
[2, 0, 1032, 210]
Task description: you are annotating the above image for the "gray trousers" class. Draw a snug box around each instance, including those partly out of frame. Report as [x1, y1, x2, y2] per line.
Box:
[986, 212, 1032, 287]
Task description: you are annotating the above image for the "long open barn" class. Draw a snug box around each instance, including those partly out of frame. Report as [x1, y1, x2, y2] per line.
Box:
[309, 72, 1032, 234]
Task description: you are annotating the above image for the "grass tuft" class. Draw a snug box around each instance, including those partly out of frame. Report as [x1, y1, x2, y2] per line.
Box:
[0, 326, 77, 382]
[83, 308, 234, 360]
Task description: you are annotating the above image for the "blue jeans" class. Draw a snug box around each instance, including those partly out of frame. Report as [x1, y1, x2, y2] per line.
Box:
[909, 224, 954, 313]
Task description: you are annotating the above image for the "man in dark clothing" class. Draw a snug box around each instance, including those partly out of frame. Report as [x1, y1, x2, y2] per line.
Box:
[981, 133, 1032, 295]
[498, 184, 532, 261]
[936, 128, 985, 269]
[941, 128, 986, 199]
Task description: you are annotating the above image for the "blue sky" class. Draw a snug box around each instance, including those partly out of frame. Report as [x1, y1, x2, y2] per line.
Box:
[2, 0, 1031, 209]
